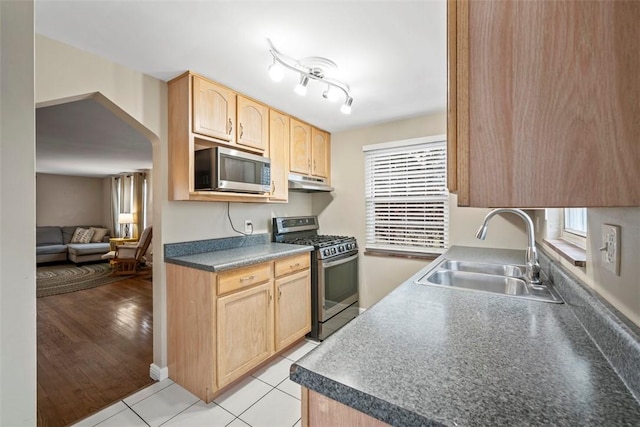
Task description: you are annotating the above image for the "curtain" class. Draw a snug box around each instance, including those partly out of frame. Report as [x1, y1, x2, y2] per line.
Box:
[110, 173, 147, 239]
[110, 176, 121, 238]
[131, 172, 145, 239]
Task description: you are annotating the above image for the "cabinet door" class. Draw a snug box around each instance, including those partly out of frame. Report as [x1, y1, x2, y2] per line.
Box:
[311, 128, 329, 179]
[193, 76, 236, 143]
[237, 96, 269, 152]
[217, 282, 274, 388]
[275, 269, 311, 352]
[290, 119, 311, 175]
[450, 0, 640, 207]
[269, 110, 290, 201]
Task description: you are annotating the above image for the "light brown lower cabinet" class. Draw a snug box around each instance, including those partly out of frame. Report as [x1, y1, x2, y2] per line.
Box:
[217, 281, 274, 389]
[301, 387, 390, 427]
[167, 253, 311, 403]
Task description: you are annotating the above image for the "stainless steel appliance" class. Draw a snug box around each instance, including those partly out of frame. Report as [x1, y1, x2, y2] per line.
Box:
[194, 146, 271, 193]
[288, 173, 334, 192]
[273, 216, 359, 341]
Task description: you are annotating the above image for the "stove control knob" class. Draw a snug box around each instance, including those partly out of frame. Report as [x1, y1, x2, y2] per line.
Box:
[323, 249, 330, 256]
[338, 245, 344, 252]
[331, 247, 337, 255]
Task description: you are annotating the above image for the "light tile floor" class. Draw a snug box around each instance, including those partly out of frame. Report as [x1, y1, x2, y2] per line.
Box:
[73, 340, 319, 427]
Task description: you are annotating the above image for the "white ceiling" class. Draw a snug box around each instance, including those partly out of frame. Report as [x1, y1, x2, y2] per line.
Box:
[34, 0, 447, 177]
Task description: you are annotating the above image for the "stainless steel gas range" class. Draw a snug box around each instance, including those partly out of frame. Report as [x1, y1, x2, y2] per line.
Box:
[273, 216, 359, 341]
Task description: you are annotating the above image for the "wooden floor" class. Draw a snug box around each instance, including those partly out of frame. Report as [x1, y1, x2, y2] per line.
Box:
[37, 270, 154, 427]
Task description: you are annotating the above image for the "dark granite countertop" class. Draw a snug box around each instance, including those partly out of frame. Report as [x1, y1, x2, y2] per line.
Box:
[164, 233, 313, 272]
[291, 246, 640, 426]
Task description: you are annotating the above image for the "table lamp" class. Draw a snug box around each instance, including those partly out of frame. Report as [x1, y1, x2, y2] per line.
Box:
[118, 213, 134, 238]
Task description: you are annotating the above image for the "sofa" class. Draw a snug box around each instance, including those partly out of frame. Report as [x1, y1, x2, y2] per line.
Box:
[36, 225, 112, 264]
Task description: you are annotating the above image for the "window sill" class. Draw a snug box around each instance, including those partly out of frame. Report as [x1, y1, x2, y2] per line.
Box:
[543, 238, 586, 267]
[364, 249, 440, 261]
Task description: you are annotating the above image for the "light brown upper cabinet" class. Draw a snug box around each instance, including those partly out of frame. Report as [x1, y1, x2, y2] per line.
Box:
[169, 71, 331, 202]
[169, 72, 269, 202]
[193, 76, 236, 144]
[311, 128, 330, 179]
[448, 0, 640, 207]
[290, 119, 312, 175]
[290, 118, 331, 180]
[269, 110, 290, 202]
[237, 96, 269, 152]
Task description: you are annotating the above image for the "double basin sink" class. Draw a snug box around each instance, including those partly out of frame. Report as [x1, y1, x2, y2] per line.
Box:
[415, 259, 563, 303]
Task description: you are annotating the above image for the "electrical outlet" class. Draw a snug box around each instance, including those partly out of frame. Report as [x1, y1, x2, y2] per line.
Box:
[601, 224, 621, 275]
[244, 220, 252, 234]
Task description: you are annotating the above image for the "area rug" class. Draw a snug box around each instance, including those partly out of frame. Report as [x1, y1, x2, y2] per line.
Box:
[36, 263, 132, 298]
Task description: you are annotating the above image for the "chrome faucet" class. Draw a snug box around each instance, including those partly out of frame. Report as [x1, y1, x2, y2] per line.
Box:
[475, 208, 541, 285]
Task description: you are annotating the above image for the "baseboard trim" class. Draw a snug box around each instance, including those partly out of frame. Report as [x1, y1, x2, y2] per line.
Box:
[150, 363, 168, 381]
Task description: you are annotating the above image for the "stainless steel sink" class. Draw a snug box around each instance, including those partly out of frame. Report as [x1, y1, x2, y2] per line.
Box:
[437, 260, 526, 278]
[415, 259, 563, 303]
[425, 270, 528, 295]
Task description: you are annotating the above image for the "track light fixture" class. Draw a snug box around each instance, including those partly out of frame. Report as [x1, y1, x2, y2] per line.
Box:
[267, 38, 353, 114]
[295, 75, 310, 96]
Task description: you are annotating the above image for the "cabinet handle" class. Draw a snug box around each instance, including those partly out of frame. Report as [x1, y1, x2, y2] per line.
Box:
[239, 123, 244, 138]
[271, 180, 275, 194]
[228, 118, 233, 135]
[240, 275, 255, 282]
[278, 289, 282, 300]
[314, 160, 316, 170]
[308, 159, 311, 169]
[289, 263, 300, 269]
[268, 290, 273, 303]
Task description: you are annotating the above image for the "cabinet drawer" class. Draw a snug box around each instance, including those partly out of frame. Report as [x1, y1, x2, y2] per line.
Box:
[275, 253, 310, 277]
[217, 263, 272, 295]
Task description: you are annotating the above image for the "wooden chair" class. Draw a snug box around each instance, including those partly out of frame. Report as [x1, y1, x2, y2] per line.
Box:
[109, 226, 152, 275]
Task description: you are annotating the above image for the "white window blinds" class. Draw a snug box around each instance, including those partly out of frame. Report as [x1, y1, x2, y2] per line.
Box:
[364, 137, 448, 255]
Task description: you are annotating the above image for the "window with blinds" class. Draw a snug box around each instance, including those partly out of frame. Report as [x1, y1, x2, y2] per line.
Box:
[363, 136, 448, 255]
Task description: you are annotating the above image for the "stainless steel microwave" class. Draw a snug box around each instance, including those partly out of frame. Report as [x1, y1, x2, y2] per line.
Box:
[194, 147, 271, 194]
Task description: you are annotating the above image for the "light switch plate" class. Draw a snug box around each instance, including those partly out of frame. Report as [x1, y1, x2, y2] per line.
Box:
[601, 224, 621, 275]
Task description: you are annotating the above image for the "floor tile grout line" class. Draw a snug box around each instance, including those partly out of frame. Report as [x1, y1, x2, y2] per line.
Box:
[121, 399, 151, 427]
[273, 377, 302, 401]
[154, 398, 200, 427]
[124, 379, 175, 407]
[233, 385, 302, 425]
[225, 382, 276, 420]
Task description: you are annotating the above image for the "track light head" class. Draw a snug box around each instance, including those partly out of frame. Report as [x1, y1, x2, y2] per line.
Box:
[322, 85, 341, 102]
[268, 60, 285, 82]
[294, 75, 309, 96]
[340, 97, 353, 115]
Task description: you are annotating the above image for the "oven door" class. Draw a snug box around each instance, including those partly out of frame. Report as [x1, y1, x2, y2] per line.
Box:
[318, 252, 358, 321]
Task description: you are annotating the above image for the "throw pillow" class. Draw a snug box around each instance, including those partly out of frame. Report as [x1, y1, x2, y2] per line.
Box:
[89, 227, 109, 243]
[70, 227, 95, 244]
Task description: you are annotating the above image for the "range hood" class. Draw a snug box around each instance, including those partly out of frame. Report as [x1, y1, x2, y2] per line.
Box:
[288, 173, 334, 192]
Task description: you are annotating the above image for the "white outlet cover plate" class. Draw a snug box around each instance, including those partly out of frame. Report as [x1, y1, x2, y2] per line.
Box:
[601, 224, 621, 275]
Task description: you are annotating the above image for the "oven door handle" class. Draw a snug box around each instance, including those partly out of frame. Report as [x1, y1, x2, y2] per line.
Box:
[322, 253, 358, 268]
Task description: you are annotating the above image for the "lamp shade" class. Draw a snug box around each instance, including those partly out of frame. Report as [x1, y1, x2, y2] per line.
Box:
[118, 213, 134, 224]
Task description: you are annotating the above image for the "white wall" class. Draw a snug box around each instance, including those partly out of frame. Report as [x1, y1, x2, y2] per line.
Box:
[314, 114, 528, 308]
[537, 208, 640, 327]
[0, 1, 36, 425]
[36, 173, 106, 227]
